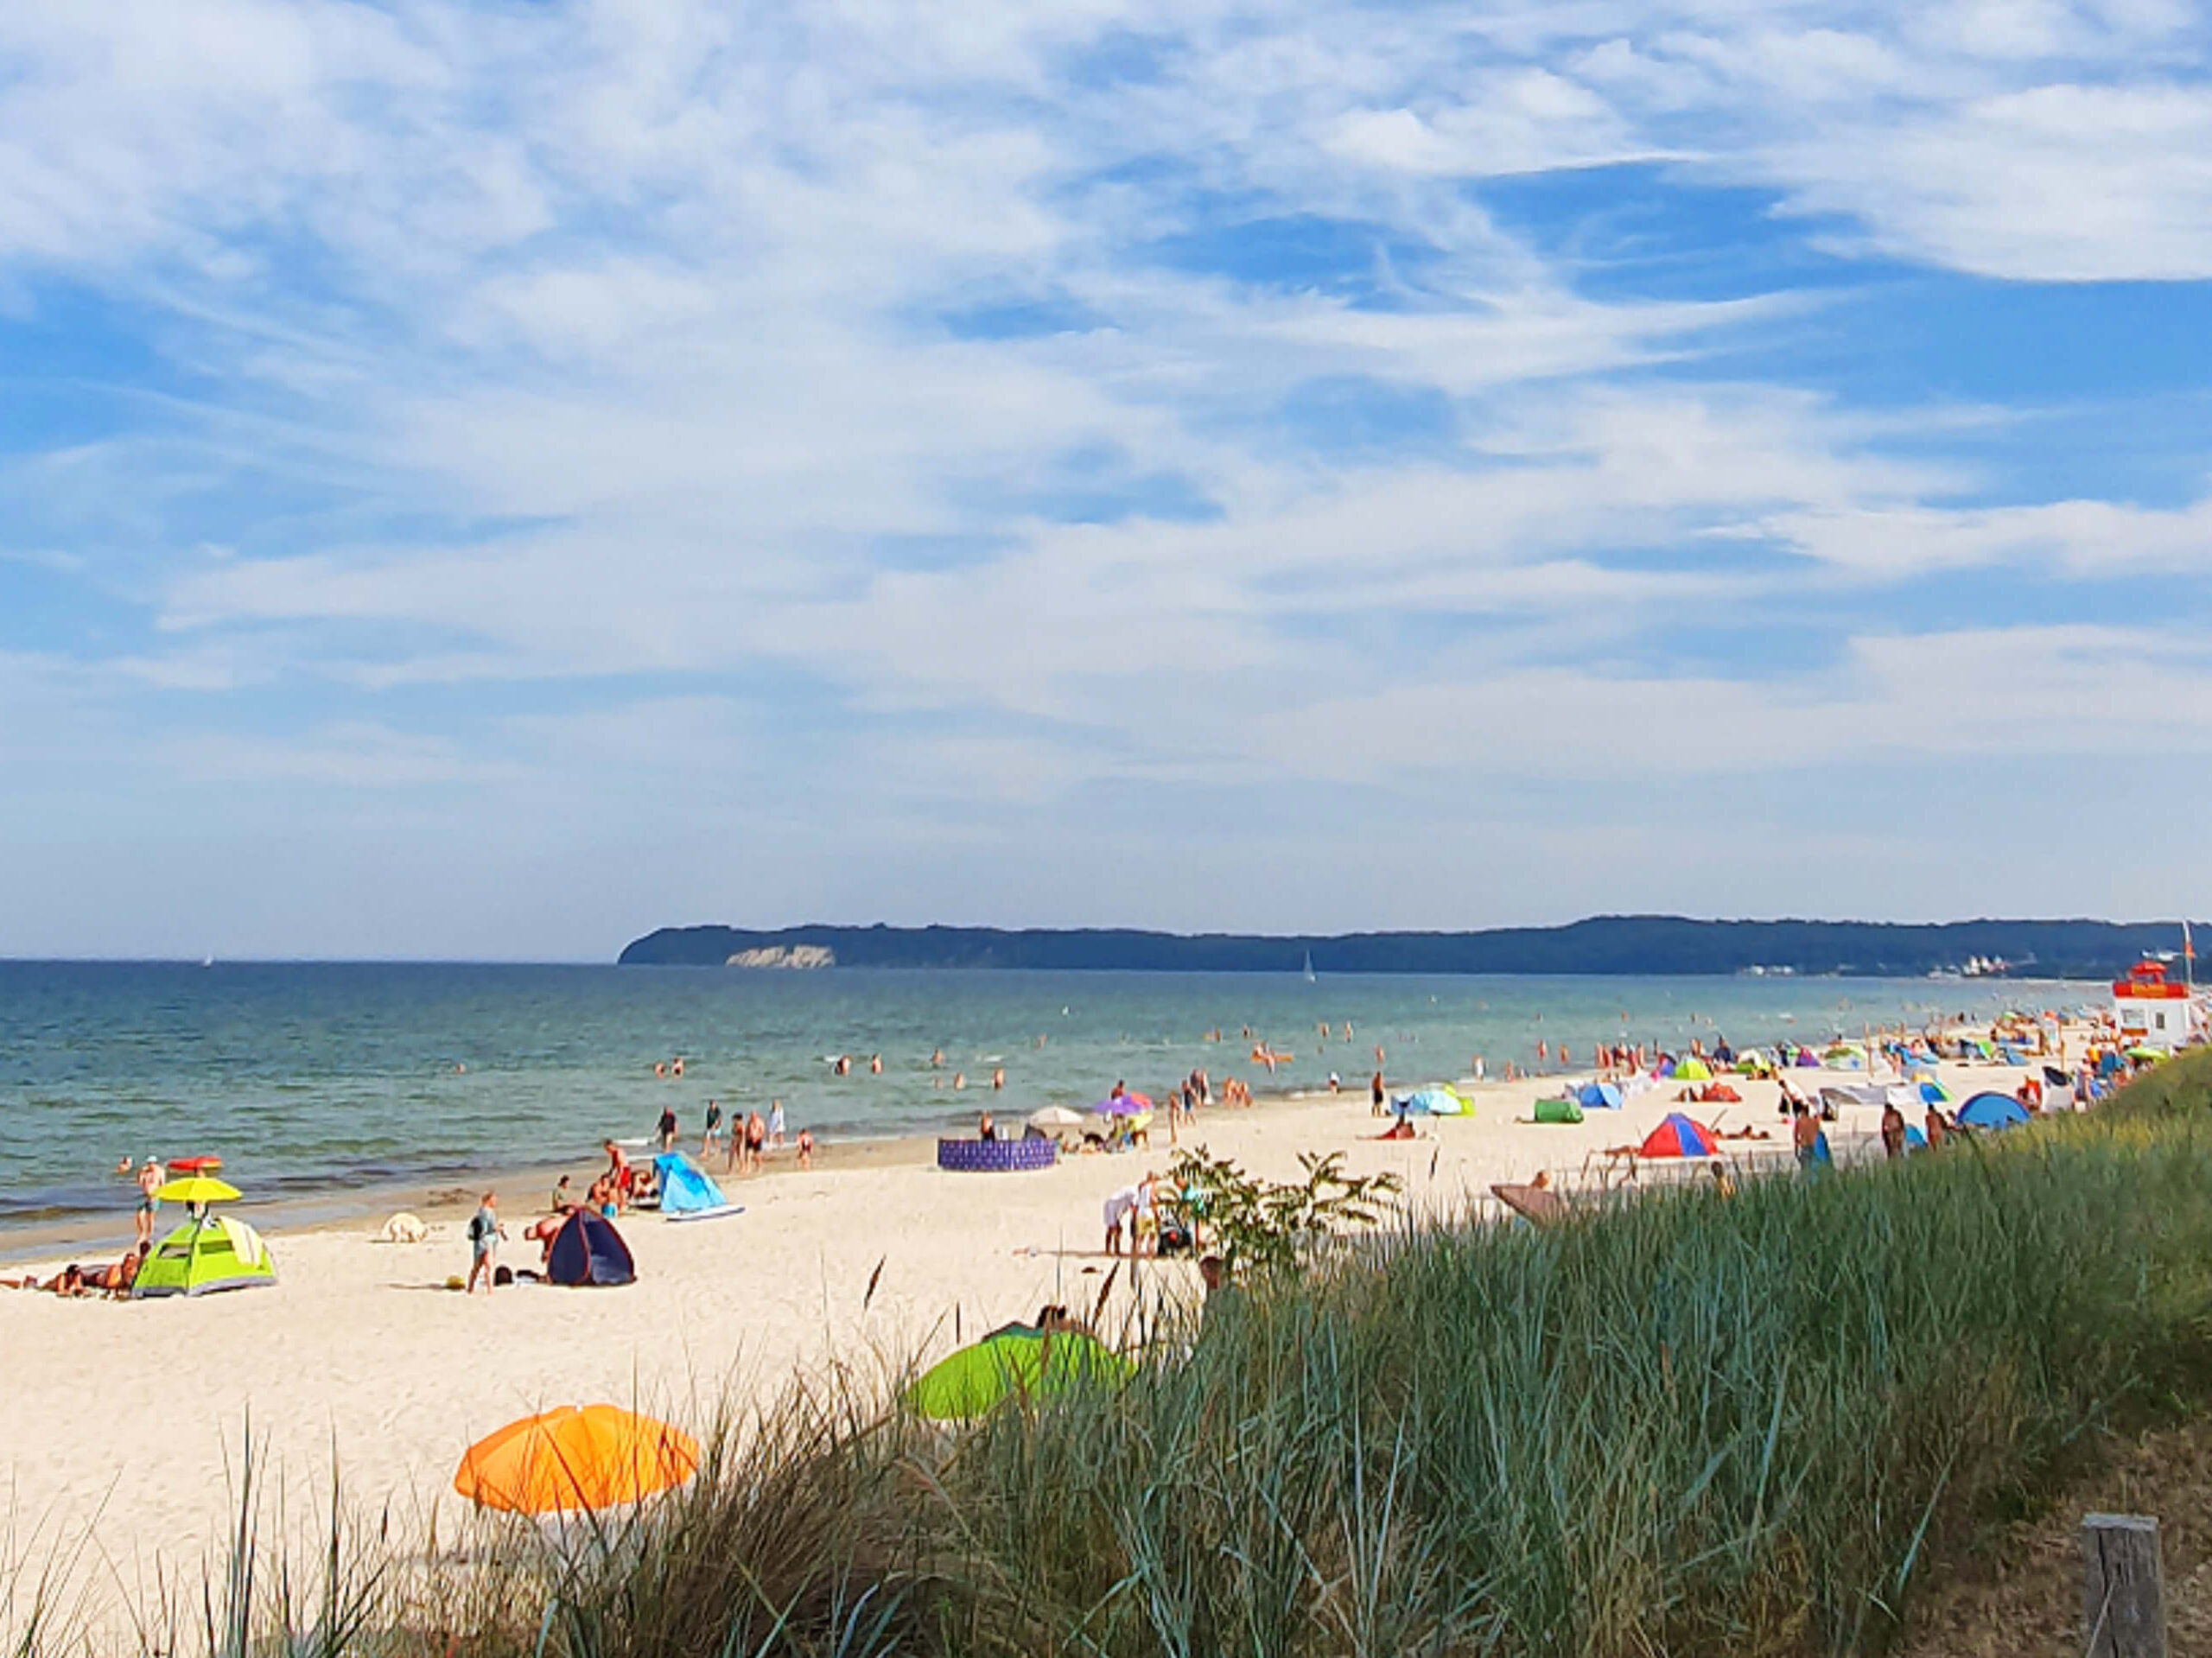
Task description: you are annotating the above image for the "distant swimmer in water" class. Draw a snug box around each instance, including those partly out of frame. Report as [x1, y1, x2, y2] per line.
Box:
[869, 1053, 882, 1074]
[992, 1067, 1005, 1090]
[671, 1057, 684, 1077]
[654, 1061, 667, 1078]
[931, 1048, 944, 1067]
[953, 1072, 966, 1090]
[832, 1054, 851, 1076]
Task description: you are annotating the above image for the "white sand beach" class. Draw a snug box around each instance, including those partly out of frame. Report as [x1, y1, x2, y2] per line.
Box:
[0, 1049, 2064, 1629]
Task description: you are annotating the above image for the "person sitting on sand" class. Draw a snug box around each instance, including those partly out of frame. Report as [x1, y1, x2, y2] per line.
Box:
[92, 1245, 146, 1297]
[1036, 1303, 1095, 1337]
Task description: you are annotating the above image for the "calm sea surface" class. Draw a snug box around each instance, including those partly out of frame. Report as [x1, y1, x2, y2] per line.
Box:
[0, 962, 2082, 1226]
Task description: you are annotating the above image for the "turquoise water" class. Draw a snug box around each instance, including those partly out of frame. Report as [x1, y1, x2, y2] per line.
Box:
[0, 962, 2071, 1225]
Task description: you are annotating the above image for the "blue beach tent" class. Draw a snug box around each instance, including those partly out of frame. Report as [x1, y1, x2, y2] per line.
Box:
[1904, 1125, 1928, 1151]
[546, 1208, 636, 1286]
[1577, 1082, 1624, 1110]
[1398, 1087, 1466, 1116]
[1955, 1092, 2031, 1133]
[652, 1152, 731, 1217]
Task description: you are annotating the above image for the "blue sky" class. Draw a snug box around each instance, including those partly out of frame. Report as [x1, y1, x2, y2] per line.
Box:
[3, 0, 2210, 959]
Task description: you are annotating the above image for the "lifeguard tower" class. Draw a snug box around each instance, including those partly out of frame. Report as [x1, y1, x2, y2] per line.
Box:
[2112, 959, 2194, 1049]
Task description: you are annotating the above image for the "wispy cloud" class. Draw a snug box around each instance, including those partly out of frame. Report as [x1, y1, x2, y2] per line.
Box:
[1, 0, 2208, 951]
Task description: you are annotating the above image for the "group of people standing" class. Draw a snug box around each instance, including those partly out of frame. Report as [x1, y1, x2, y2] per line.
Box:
[655, 1101, 810, 1175]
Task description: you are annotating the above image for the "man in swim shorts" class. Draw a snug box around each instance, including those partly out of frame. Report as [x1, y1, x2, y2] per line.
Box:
[134, 1157, 164, 1249]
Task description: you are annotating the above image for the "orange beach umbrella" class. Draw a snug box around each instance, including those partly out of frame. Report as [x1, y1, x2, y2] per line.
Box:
[453, 1405, 699, 1515]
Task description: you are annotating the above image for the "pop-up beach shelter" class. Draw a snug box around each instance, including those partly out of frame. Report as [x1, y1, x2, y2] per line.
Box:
[1639, 1114, 1719, 1159]
[1402, 1086, 1466, 1116]
[133, 1214, 276, 1298]
[1533, 1096, 1584, 1124]
[651, 1153, 735, 1219]
[1955, 1093, 2031, 1132]
[1919, 1081, 1952, 1106]
[546, 1209, 636, 1286]
[1672, 1058, 1713, 1082]
[1577, 1082, 1623, 1110]
[904, 1324, 1133, 1421]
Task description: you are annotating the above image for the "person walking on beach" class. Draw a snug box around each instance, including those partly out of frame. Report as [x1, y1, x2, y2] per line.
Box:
[1791, 1105, 1821, 1174]
[466, 1192, 505, 1294]
[744, 1109, 767, 1174]
[767, 1099, 785, 1149]
[1880, 1101, 1907, 1159]
[1103, 1182, 1140, 1255]
[656, 1105, 678, 1153]
[133, 1156, 164, 1250]
[1370, 1070, 1385, 1116]
[797, 1128, 815, 1170]
[702, 1099, 722, 1157]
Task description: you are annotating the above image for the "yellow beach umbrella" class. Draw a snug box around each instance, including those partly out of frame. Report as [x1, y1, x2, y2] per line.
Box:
[153, 1176, 240, 1205]
[454, 1405, 700, 1515]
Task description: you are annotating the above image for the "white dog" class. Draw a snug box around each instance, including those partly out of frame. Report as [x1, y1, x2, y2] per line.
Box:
[377, 1211, 429, 1244]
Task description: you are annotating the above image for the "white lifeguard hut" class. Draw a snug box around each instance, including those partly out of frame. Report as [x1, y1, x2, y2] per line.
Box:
[2112, 959, 2193, 1048]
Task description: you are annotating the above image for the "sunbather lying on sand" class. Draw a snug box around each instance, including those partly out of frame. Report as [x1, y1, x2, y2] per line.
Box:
[4, 1262, 88, 1295]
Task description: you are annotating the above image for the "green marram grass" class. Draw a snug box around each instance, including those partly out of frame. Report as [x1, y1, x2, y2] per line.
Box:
[16, 1053, 2212, 1657]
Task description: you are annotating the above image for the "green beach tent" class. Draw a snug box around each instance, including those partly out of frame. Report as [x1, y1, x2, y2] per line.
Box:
[1672, 1058, 1713, 1082]
[904, 1324, 1131, 1420]
[132, 1214, 277, 1299]
[1532, 1096, 1584, 1124]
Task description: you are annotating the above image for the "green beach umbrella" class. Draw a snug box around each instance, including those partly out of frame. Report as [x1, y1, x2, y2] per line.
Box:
[905, 1324, 1133, 1421]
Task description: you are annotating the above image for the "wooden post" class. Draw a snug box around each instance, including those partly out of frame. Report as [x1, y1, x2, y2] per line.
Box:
[2082, 1513, 2167, 1658]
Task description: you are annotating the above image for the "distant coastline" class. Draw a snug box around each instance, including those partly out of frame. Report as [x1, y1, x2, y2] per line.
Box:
[617, 916, 2199, 980]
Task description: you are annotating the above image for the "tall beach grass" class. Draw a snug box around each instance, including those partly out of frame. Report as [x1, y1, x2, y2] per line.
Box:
[16, 1052, 2212, 1657]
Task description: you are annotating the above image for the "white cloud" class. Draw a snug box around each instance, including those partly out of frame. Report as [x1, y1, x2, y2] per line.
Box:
[3, 0, 2210, 949]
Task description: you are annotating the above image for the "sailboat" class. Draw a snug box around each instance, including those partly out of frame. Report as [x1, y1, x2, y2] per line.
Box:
[1301, 950, 1316, 983]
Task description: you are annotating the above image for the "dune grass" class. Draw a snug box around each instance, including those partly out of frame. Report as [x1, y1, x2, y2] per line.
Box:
[16, 1051, 2212, 1657]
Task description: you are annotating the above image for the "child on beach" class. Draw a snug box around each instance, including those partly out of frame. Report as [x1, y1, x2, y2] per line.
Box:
[797, 1128, 814, 1170]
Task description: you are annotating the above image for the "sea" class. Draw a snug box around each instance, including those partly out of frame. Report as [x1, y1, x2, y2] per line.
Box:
[0, 962, 2088, 1232]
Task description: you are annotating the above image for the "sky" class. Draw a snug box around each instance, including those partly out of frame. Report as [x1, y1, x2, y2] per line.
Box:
[3, 0, 2210, 960]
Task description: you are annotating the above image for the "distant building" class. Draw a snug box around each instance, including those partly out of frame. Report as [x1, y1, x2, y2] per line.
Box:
[2112, 960, 2194, 1047]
